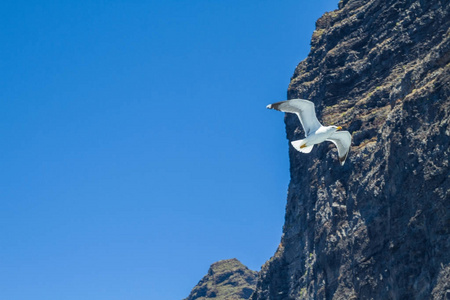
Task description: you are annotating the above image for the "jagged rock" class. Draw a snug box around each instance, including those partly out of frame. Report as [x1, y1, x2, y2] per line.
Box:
[185, 259, 258, 300]
[252, 0, 449, 299]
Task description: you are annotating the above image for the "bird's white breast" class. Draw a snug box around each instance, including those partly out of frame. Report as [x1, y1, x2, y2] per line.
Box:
[306, 126, 337, 144]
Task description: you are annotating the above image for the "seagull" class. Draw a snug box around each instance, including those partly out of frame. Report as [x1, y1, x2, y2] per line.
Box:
[267, 99, 351, 165]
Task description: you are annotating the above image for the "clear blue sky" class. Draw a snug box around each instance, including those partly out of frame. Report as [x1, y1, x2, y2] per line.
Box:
[1, 1, 337, 299]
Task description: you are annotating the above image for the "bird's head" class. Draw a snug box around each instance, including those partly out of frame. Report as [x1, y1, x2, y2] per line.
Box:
[333, 125, 343, 131]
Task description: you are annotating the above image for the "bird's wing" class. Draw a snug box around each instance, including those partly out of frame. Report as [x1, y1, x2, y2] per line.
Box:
[326, 131, 352, 166]
[267, 99, 322, 136]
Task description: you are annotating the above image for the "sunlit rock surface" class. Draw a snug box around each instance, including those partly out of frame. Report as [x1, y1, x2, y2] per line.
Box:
[185, 259, 258, 300]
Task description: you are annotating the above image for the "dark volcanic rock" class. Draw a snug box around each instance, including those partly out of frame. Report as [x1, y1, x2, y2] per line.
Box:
[252, 0, 449, 299]
[185, 259, 258, 300]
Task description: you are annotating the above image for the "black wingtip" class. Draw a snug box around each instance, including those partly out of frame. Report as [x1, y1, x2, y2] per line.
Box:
[267, 101, 284, 111]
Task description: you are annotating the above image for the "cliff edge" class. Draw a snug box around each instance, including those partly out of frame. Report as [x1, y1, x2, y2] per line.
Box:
[252, 0, 449, 299]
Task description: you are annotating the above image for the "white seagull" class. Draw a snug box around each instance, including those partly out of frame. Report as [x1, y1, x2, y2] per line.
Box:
[267, 99, 351, 166]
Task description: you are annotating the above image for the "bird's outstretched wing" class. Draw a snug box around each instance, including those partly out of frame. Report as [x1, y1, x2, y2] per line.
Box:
[267, 99, 322, 136]
[326, 131, 352, 166]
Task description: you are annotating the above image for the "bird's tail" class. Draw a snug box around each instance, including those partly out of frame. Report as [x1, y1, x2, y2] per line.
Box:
[291, 139, 314, 153]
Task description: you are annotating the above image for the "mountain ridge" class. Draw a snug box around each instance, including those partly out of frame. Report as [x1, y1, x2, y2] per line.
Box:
[184, 258, 257, 300]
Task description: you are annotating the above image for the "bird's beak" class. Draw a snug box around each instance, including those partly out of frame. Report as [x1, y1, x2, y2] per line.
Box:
[337, 126, 342, 130]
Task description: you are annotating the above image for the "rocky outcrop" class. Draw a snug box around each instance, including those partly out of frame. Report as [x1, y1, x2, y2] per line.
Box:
[184, 259, 258, 300]
[252, 0, 449, 299]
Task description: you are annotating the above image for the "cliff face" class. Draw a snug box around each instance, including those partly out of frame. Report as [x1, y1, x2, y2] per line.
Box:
[252, 0, 449, 299]
[184, 259, 258, 300]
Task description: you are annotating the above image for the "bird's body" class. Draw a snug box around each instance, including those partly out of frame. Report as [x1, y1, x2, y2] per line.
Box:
[267, 99, 352, 165]
[293, 125, 339, 150]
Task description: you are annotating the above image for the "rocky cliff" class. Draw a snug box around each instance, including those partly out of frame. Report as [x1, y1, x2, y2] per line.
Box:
[252, 0, 449, 299]
[184, 259, 258, 300]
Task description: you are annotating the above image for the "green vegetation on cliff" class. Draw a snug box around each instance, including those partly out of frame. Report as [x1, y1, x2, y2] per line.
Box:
[184, 259, 257, 300]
